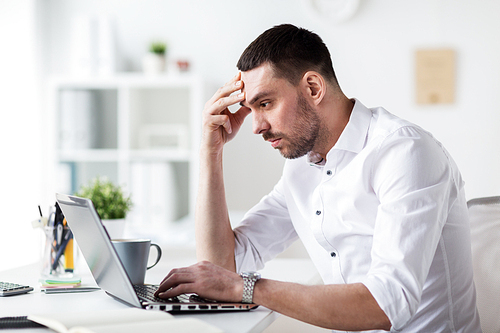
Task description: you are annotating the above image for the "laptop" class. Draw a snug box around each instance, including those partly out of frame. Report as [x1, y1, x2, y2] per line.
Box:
[55, 193, 258, 313]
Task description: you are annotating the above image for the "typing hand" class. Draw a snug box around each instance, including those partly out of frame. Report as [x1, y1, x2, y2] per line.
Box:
[154, 261, 243, 303]
[201, 73, 251, 154]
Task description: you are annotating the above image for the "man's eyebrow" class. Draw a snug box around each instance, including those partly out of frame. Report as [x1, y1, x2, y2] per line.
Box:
[240, 91, 272, 108]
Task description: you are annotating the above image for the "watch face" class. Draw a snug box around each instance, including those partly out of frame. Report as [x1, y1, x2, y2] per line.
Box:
[242, 271, 261, 280]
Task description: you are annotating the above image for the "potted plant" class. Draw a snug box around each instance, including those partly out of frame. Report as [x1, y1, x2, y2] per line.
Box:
[76, 176, 133, 239]
[142, 41, 168, 74]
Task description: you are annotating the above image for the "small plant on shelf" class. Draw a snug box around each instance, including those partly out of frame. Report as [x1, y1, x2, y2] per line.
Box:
[75, 176, 132, 220]
[143, 41, 168, 74]
[149, 42, 167, 56]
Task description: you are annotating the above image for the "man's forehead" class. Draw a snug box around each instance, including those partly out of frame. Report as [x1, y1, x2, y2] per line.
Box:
[240, 64, 282, 102]
[241, 64, 274, 88]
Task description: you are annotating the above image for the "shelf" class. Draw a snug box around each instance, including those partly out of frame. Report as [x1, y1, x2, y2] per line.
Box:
[129, 149, 192, 162]
[49, 72, 201, 89]
[58, 149, 121, 162]
[58, 149, 193, 163]
[50, 73, 203, 224]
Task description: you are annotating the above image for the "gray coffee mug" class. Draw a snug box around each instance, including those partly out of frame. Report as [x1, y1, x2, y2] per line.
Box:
[112, 239, 162, 285]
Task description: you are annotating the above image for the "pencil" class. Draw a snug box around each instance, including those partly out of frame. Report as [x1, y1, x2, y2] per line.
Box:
[64, 237, 74, 273]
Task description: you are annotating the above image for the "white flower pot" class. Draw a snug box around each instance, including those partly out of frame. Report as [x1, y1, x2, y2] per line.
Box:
[102, 218, 126, 239]
[142, 53, 166, 74]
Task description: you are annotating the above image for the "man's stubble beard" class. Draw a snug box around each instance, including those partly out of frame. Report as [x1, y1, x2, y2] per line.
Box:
[263, 93, 325, 160]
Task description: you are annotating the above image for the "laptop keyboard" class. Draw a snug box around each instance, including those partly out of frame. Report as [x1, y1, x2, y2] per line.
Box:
[134, 284, 183, 303]
[134, 284, 215, 304]
[134, 284, 216, 303]
[134, 284, 255, 312]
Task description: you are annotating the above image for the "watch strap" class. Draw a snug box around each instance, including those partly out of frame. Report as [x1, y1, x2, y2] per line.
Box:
[240, 271, 260, 303]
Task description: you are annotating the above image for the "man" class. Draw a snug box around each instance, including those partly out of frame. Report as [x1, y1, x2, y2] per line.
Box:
[155, 24, 481, 332]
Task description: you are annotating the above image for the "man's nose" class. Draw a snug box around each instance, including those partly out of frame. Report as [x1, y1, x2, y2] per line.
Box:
[252, 111, 270, 135]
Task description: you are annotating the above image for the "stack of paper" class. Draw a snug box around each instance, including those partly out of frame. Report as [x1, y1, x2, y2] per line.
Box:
[28, 308, 223, 333]
[40, 276, 81, 289]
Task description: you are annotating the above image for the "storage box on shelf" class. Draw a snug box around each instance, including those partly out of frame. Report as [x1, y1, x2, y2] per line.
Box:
[47, 73, 203, 231]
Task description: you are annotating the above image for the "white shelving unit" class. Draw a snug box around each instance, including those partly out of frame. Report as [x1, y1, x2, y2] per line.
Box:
[47, 73, 203, 226]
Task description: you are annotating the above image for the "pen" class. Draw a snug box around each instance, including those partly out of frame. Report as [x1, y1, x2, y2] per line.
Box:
[51, 229, 71, 270]
[32, 206, 48, 229]
[41, 287, 100, 294]
[48, 211, 55, 227]
[57, 223, 63, 249]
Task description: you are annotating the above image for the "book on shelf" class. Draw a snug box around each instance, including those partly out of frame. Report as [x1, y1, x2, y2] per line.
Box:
[28, 308, 222, 333]
[59, 89, 96, 150]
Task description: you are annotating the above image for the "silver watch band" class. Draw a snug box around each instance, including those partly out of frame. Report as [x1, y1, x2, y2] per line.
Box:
[240, 271, 261, 303]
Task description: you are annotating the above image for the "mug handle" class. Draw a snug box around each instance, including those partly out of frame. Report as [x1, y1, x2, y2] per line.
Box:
[147, 243, 162, 270]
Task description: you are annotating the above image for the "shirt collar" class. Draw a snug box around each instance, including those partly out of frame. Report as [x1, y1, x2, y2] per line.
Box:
[307, 151, 326, 166]
[307, 98, 372, 166]
[331, 98, 371, 154]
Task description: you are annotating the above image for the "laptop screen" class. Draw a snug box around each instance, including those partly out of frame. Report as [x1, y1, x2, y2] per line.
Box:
[56, 193, 142, 308]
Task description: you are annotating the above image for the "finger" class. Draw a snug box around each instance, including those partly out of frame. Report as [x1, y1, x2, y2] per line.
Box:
[206, 114, 232, 134]
[224, 72, 241, 86]
[157, 283, 195, 299]
[206, 75, 243, 107]
[155, 271, 193, 295]
[232, 106, 252, 126]
[217, 106, 251, 136]
[160, 272, 194, 290]
[158, 267, 184, 285]
[155, 263, 204, 297]
[219, 73, 242, 96]
[206, 92, 245, 116]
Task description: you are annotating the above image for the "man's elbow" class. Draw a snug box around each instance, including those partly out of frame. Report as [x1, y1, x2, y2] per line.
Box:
[378, 315, 392, 331]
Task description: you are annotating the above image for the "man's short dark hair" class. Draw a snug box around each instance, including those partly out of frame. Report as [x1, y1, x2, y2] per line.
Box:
[237, 24, 338, 86]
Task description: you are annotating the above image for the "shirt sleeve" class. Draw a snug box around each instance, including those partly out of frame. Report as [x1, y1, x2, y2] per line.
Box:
[361, 126, 462, 330]
[233, 177, 298, 273]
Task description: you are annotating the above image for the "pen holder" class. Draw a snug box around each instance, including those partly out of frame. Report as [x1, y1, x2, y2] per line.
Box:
[41, 225, 76, 278]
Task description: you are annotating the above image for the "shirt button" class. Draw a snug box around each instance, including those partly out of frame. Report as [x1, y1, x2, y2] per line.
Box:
[330, 252, 337, 257]
[316, 210, 321, 215]
[326, 170, 332, 176]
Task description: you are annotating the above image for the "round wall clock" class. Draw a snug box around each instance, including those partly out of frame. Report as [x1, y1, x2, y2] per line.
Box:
[306, 0, 360, 23]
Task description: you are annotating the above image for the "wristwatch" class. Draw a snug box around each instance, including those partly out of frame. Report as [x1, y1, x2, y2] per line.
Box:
[240, 271, 261, 303]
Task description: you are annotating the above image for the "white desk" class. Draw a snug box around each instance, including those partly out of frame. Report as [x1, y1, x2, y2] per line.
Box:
[0, 256, 320, 333]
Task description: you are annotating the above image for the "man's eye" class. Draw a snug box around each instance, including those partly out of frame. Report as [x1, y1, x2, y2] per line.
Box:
[260, 102, 270, 108]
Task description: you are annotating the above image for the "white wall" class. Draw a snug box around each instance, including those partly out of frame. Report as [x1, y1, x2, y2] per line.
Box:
[43, 0, 500, 208]
[2, 0, 500, 270]
[0, 0, 45, 269]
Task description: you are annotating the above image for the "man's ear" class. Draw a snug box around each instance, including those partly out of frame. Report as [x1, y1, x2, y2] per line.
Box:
[301, 71, 326, 106]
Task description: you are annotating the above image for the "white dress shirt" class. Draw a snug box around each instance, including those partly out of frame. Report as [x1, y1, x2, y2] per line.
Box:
[233, 100, 481, 332]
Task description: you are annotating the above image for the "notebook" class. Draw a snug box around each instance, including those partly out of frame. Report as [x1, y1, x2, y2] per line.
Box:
[55, 193, 258, 313]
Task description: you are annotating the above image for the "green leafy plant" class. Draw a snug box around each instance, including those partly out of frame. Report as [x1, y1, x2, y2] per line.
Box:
[149, 42, 167, 55]
[76, 177, 132, 219]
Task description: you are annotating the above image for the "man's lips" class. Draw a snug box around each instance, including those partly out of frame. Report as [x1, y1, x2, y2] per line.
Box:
[268, 138, 281, 148]
[263, 132, 283, 148]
